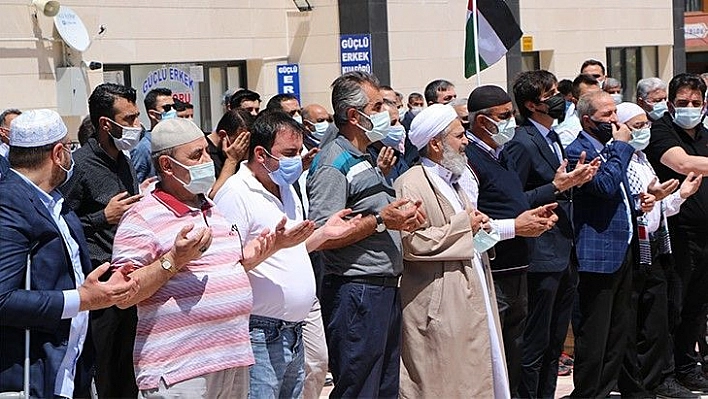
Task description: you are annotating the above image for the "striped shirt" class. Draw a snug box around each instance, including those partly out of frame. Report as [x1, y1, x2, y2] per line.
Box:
[112, 186, 253, 390]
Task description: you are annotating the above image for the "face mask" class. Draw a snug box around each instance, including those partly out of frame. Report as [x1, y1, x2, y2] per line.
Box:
[170, 157, 216, 195]
[473, 228, 500, 253]
[628, 127, 651, 151]
[410, 106, 423, 116]
[59, 146, 75, 186]
[293, 114, 303, 124]
[647, 100, 668, 120]
[311, 121, 329, 140]
[672, 106, 704, 130]
[108, 119, 143, 151]
[589, 118, 614, 143]
[357, 110, 391, 143]
[610, 93, 623, 105]
[381, 124, 406, 148]
[161, 108, 178, 121]
[263, 149, 303, 187]
[482, 115, 517, 146]
[542, 93, 566, 121]
[398, 107, 406, 120]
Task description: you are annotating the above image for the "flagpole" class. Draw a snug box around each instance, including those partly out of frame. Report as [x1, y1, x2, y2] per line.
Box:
[471, 0, 481, 87]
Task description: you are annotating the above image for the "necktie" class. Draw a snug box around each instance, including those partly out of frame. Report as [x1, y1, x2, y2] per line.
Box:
[546, 130, 562, 162]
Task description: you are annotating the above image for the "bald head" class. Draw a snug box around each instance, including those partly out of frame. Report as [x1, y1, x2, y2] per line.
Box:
[302, 104, 330, 124]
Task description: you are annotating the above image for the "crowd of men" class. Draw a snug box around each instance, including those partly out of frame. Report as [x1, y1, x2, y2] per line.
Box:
[0, 58, 707, 399]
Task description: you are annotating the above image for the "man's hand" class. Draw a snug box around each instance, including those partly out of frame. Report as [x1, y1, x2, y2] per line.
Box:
[139, 176, 159, 195]
[78, 262, 139, 311]
[639, 192, 656, 213]
[321, 209, 363, 241]
[242, 228, 277, 270]
[377, 147, 397, 177]
[302, 147, 319, 171]
[679, 172, 703, 199]
[222, 130, 250, 162]
[514, 203, 558, 237]
[274, 217, 316, 250]
[380, 199, 426, 232]
[170, 223, 213, 270]
[647, 177, 679, 201]
[552, 152, 601, 192]
[467, 209, 487, 234]
[612, 122, 632, 143]
[104, 191, 143, 224]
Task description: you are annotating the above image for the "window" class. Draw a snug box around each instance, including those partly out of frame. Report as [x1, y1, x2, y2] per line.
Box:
[606, 46, 658, 102]
[686, 0, 703, 12]
[521, 52, 540, 72]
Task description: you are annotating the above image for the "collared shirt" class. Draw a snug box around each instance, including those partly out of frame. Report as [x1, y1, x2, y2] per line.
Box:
[214, 163, 316, 322]
[529, 118, 563, 162]
[0, 142, 8, 158]
[112, 186, 254, 390]
[580, 131, 634, 244]
[627, 151, 685, 233]
[13, 170, 88, 398]
[467, 131, 504, 159]
[61, 138, 139, 267]
[554, 112, 582, 149]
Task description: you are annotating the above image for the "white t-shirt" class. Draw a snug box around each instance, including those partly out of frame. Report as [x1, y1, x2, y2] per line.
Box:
[214, 162, 316, 322]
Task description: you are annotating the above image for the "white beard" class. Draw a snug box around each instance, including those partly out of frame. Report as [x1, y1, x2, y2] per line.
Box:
[439, 141, 467, 177]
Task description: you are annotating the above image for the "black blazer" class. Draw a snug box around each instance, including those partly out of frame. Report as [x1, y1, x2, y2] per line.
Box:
[503, 122, 574, 273]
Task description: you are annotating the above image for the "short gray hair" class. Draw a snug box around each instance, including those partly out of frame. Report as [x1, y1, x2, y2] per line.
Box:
[469, 106, 493, 128]
[151, 147, 176, 176]
[636, 77, 667, 100]
[576, 91, 610, 120]
[603, 77, 622, 92]
[331, 72, 380, 128]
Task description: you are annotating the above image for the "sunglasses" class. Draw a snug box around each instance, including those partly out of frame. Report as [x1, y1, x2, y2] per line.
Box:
[161, 103, 175, 112]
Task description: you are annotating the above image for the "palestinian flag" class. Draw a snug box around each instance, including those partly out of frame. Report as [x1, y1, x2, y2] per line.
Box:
[464, 0, 523, 78]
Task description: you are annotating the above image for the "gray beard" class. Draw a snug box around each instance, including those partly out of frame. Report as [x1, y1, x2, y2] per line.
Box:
[439, 142, 467, 177]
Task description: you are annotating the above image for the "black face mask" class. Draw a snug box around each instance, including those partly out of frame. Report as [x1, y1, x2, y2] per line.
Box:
[542, 93, 566, 122]
[589, 118, 614, 143]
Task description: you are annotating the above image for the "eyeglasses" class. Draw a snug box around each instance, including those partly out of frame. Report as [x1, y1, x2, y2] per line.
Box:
[591, 74, 603, 79]
[161, 103, 175, 112]
[631, 121, 652, 130]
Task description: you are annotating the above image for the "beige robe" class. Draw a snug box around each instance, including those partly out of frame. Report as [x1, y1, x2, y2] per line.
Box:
[394, 164, 507, 398]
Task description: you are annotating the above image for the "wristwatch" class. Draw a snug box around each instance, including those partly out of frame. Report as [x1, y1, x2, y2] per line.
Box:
[160, 255, 177, 274]
[374, 213, 386, 233]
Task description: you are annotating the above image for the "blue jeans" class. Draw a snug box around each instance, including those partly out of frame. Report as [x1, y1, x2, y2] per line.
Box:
[248, 315, 305, 399]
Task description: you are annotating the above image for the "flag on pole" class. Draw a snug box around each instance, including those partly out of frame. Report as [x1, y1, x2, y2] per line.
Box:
[465, 0, 523, 78]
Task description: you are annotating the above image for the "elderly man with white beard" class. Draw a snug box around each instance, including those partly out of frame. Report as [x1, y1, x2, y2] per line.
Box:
[393, 103, 509, 398]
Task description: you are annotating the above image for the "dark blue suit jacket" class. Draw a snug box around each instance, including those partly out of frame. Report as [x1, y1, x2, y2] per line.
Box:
[0, 170, 93, 398]
[565, 133, 636, 274]
[504, 122, 574, 273]
[0, 154, 8, 179]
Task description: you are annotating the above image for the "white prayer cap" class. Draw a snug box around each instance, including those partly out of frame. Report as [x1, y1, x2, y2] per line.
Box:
[409, 104, 458, 150]
[616, 102, 646, 124]
[9, 109, 67, 148]
[151, 117, 205, 153]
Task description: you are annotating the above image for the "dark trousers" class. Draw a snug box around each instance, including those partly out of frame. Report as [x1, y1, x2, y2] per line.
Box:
[91, 305, 138, 398]
[519, 263, 577, 398]
[321, 276, 401, 399]
[494, 270, 528, 397]
[670, 230, 708, 379]
[571, 249, 633, 398]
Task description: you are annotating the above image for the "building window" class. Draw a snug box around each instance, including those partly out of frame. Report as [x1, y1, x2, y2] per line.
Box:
[686, 0, 703, 12]
[521, 52, 540, 72]
[606, 46, 658, 102]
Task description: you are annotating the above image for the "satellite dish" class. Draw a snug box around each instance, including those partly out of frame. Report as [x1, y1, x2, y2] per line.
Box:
[54, 6, 90, 52]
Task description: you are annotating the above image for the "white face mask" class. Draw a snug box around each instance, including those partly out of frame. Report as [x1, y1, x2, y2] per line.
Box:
[169, 157, 216, 195]
[381, 124, 406, 148]
[311, 121, 329, 140]
[648, 100, 668, 120]
[628, 127, 651, 151]
[672, 106, 704, 130]
[293, 114, 303, 124]
[482, 115, 517, 146]
[410, 106, 423, 116]
[398, 107, 406, 120]
[108, 119, 143, 151]
[610, 93, 623, 105]
[357, 110, 391, 143]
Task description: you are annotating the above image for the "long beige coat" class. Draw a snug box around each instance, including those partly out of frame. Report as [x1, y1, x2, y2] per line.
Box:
[394, 164, 506, 398]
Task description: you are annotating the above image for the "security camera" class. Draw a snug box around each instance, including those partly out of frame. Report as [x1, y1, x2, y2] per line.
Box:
[88, 61, 103, 70]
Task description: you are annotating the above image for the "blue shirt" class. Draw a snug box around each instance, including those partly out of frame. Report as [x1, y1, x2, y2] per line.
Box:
[130, 130, 156, 183]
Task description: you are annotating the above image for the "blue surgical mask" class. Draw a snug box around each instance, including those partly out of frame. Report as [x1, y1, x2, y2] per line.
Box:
[357, 110, 391, 143]
[311, 121, 329, 140]
[381, 124, 405, 148]
[264, 149, 303, 187]
[169, 157, 216, 195]
[482, 115, 517, 146]
[60, 146, 75, 186]
[161, 109, 178, 121]
[648, 100, 668, 120]
[628, 127, 651, 151]
[672, 106, 704, 130]
[610, 94, 623, 105]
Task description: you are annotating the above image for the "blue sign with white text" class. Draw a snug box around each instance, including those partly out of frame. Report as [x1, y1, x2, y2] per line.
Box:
[340, 34, 372, 74]
[277, 64, 300, 101]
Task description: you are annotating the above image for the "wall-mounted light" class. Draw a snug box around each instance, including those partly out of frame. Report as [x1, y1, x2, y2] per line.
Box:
[292, 0, 312, 12]
[31, 0, 60, 17]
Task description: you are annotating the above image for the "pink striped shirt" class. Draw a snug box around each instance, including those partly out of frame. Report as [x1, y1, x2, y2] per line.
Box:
[112, 187, 254, 390]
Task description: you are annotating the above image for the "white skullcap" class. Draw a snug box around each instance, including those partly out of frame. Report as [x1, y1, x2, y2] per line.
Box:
[409, 104, 458, 150]
[616, 102, 646, 124]
[151, 118, 205, 153]
[9, 109, 67, 148]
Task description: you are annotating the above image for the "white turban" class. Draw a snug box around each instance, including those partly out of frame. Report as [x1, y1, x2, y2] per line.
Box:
[616, 102, 646, 124]
[408, 104, 458, 150]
